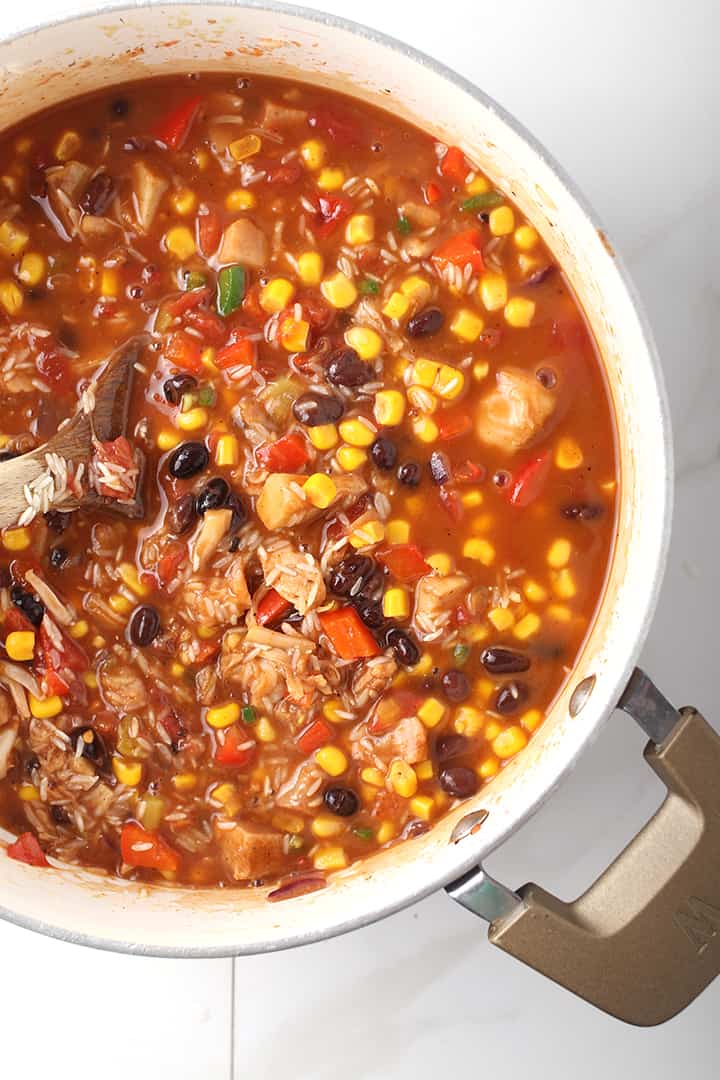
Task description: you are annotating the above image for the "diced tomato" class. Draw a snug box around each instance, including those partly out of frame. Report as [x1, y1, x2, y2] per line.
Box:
[296, 718, 333, 755]
[239, 285, 266, 326]
[154, 95, 202, 150]
[160, 711, 186, 751]
[7, 831, 48, 867]
[194, 641, 220, 665]
[185, 307, 228, 346]
[478, 326, 503, 349]
[371, 789, 406, 820]
[197, 207, 222, 257]
[93, 437, 137, 500]
[120, 821, 181, 872]
[319, 606, 381, 660]
[508, 451, 551, 508]
[424, 181, 442, 205]
[35, 620, 88, 698]
[437, 410, 472, 442]
[215, 336, 255, 374]
[256, 432, 310, 473]
[440, 146, 469, 184]
[214, 726, 257, 768]
[377, 544, 431, 583]
[438, 485, 464, 522]
[308, 105, 362, 147]
[454, 459, 486, 485]
[266, 159, 303, 185]
[156, 543, 186, 587]
[296, 291, 333, 332]
[432, 228, 485, 273]
[164, 330, 203, 374]
[36, 346, 72, 393]
[256, 588, 293, 627]
[166, 286, 212, 318]
[309, 191, 352, 238]
[4, 606, 34, 634]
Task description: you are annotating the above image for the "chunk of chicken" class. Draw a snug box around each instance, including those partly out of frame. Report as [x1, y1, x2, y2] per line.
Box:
[191, 507, 233, 572]
[45, 161, 92, 237]
[387, 716, 428, 764]
[216, 218, 268, 268]
[215, 819, 287, 881]
[255, 472, 366, 530]
[258, 540, 326, 615]
[413, 572, 469, 641]
[476, 366, 556, 452]
[275, 759, 325, 812]
[0, 722, 17, 780]
[98, 653, 148, 715]
[181, 556, 251, 627]
[400, 200, 440, 229]
[350, 655, 397, 709]
[259, 100, 308, 130]
[131, 160, 169, 231]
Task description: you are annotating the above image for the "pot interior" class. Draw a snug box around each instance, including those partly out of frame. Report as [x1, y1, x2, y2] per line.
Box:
[0, 3, 671, 955]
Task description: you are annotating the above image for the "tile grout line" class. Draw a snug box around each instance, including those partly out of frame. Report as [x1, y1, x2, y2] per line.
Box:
[229, 957, 237, 1080]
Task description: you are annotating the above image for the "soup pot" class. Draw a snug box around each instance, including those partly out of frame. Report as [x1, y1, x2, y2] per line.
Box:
[0, 1, 718, 1027]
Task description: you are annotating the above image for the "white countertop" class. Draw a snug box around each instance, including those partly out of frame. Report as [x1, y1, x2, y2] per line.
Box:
[1, 1, 718, 1075]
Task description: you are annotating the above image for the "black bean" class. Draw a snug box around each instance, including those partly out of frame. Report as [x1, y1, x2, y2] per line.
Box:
[561, 502, 603, 521]
[325, 347, 374, 387]
[397, 462, 421, 487]
[196, 477, 230, 515]
[44, 510, 71, 533]
[167, 492, 197, 535]
[355, 599, 385, 629]
[323, 787, 359, 817]
[225, 491, 248, 532]
[441, 669, 471, 703]
[167, 441, 208, 479]
[49, 546, 68, 570]
[480, 646, 531, 675]
[292, 391, 344, 427]
[0, 450, 18, 463]
[329, 555, 373, 597]
[536, 367, 557, 389]
[439, 766, 479, 799]
[434, 733, 469, 761]
[407, 306, 444, 338]
[163, 373, 198, 405]
[493, 470, 511, 489]
[495, 681, 529, 716]
[69, 726, 108, 771]
[80, 172, 115, 215]
[111, 97, 130, 116]
[526, 265, 555, 287]
[429, 451, 451, 486]
[10, 586, 44, 626]
[404, 819, 430, 838]
[128, 604, 161, 647]
[385, 627, 420, 667]
[370, 436, 397, 471]
[354, 566, 385, 602]
[50, 804, 71, 825]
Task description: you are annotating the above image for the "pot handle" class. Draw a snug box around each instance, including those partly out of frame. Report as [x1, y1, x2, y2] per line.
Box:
[445, 668, 720, 1025]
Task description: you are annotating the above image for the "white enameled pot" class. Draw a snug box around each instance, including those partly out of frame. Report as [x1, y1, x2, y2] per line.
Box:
[2, 2, 714, 1027]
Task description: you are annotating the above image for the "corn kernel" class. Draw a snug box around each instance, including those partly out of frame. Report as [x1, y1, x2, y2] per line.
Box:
[345, 213, 375, 247]
[389, 759, 418, 798]
[314, 745, 348, 777]
[81, 671, 96, 690]
[6, 630, 35, 661]
[488, 607, 515, 632]
[514, 612, 541, 640]
[17, 252, 46, 287]
[225, 188, 256, 212]
[299, 138, 327, 171]
[484, 720, 503, 741]
[14, 136, 32, 155]
[473, 360, 490, 381]
[435, 364, 465, 399]
[108, 594, 132, 615]
[489, 205, 515, 236]
[373, 389, 406, 427]
[296, 251, 323, 285]
[454, 706, 484, 737]
[345, 325, 382, 361]
[279, 316, 310, 353]
[308, 423, 339, 451]
[410, 652, 434, 676]
[118, 562, 150, 597]
[348, 519, 385, 549]
[465, 175, 490, 195]
[18, 783, 39, 801]
[521, 708, 543, 733]
[361, 767, 385, 787]
[426, 552, 452, 575]
[417, 697, 445, 728]
[170, 662, 185, 678]
[313, 845, 348, 870]
[478, 756, 499, 780]
[386, 519, 410, 545]
[383, 587, 409, 619]
[0, 219, 29, 257]
[405, 494, 424, 516]
[260, 277, 295, 314]
[493, 725, 528, 759]
[311, 813, 345, 838]
[173, 772, 197, 792]
[461, 490, 483, 508]
[382, 291, 411, 321]
[322, 698, 344, 724]
[409, 795, 435, 821]
[229, 134, 262, 161]
[164, 225, 196, 261]
[212, 782, 238, 806]
[317, 167, 345, 191]
[547, 538, 572, 569]
[555, 435, 584, 470]
[336, 444, 366, 471]
[255, 717, 277, 742]
[55, 130, 81, 161]
[450, 308, 484, 343]
[463, 538, 495, 565]
[376, 821, 397, 844]
[547, 604, 572, 623]
[400, 275, 432, 304]
[177, 407, 208, 432]
[193, 149, 210, 170]
[69, 620, 89, 640]
[338, 418, 376, 448]
[321, 271, 358, 309]
[524, 579, 548, 604]
[157, 429, 181, 451]
[478, 271, 508, 312]
[514, 224, 539, 251]
[303, 473, 337, 509]
[216, 434, 240, 467]
[552, 568, 577, 599]
[411, 357, 441, 389]
[272, 810, 305, 835]
[206, 702, 241, 729]
[112, 758, 142, 786]
[170, 188, 197, 216]
[412, 416, 439, 443]
[0, 280, 23, 315]
[2, 527, 30, 552]
[406, 386, 438, 414]
[504, 297, 536, 328]
[97, 268, 119, 297]
[475, 678, 495, 703]
[415, 759, 434, 781]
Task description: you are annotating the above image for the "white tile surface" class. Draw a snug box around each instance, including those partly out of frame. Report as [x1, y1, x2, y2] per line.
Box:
[0, 1, 718, 1077]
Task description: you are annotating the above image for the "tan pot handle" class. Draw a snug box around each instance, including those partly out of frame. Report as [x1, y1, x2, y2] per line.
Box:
[446, 669, 720, 1025]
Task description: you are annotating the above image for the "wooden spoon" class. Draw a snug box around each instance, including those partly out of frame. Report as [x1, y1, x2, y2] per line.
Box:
[0, 335, 148, 531]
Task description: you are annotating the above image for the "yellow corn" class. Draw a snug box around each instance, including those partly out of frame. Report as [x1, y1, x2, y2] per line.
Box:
[164, 226, 196, 261]
[461, 490, 483, 508]
[555, 436, 584, 470]
[216, 434, 240, 467]
[547, 604, 572, 623]
[523, 579, 548, 604]
[385, 519, 410, 545]
[435, 364, 465, 400]
[400, 275, 432, 304]
[493, 725, 528, 759]
[322, 698, 344, 724]
[317, 167, 345, 191]
[314, 744, 348, 777]
[99, 268, 120, 298]
[504, 297, 536, 328]
[299, 138, 327, 171]
[212, 782, 238, 806]
[345, 214, 375, 246]
[521, 708, 544, 733]
[514, 225, 539, 251]
[450, 308, 484, 343]
[157, 429, 181, 451]
[321, 271, 357, 309]
[389, 759, 418, 798]
[313, 845, 348, 870]
[296, 251, 323, 285]
[472, 360, 490, 382]
[338, 418, 376, 448]
[478, 271, 508, 312]
[225, 188, 256, 212]
[0, 219, 29, 256]
[54, 130, 81, 161]
[376, 821, 397, 845]
[197, 625, 217, 641]
[417, 697, 445, 729]
[383, 587, 409, 619]
[348, 519, 385, 549]
[2, 527, 30, 551]
[488, 205, 515, 236]
[255, 717, 276, 742]
[411, 652, 434, 676]
[373, 389, 405, 427]
[514, 612, 541, 640]
[478, 756, 500, 780]
[361, 767, 385, 788]
[272, 810, 305, 835]
[173, 772, 197, 792]
[335, 444, 366, 471]
[69, 620, 89, 640]
[411, 357, 441, 389]
[405, 494, 424, 516]
[260, 277, 295, 314]
[18, 783, 39, 801]
[112, 758, 142, 786]
[170, 662, 185, 678]
[109, 594, 132, 615]
[170, 188, 197, 216]
[547, 538, 572, 569]
[410, 795, 435, 821]
[412, 416, 439, 443]
[463, 538, 495, 565]
[5, 631, 35, 661]
[426, 552, 452, 575]
[81, 671, 97, 690]
[17, 252, 46, 287]
[193, 149, 210, 170]
[0, 280, 23, 315]
[118, 562, 150, 597]
[345, 325, 382, 361]
[415, 759, 434, 781]
[552, 568, 577, 599]
[311, 814, 345, 838]
[279, 317, 310, 353]
[382, 291, 411, 322]
[308, 423, 339, 451]
[177, 407, 208, 432]
[14, 136, 32, 155]
[488, 607, 515, 632]
[406, 386, 438, 414]
[229, 134, 262, 161]
[303, 473, 337, 509]
[206, 702, 241, 729]
[518, 254, 544, 277]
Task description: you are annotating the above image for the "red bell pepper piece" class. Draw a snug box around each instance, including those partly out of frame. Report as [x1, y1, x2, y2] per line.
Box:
[164, 330, 203, 374]
[185, 307, 228, 347]
[154, 96, 202, 150]
[309, 191, 352, 238]
[368, 689, 423, 734]
[308, 104, 362, 147]
[256, 432, 310, 473]
[256, 588, 293, 627]
[166, 286, 212, 318]
[156, 543, 186, 587]
[214, 726, 257, 768]
[437, 410, 472, 442]
[216, 336, 255, 374]
[438, 485, 464, 522]
[4, 606, 34, 634]
[266, 159, 303, 185]
[319, 606, 381, 660]
[7, 831, 48, 867]
[35, 620, 88, 697]
[377, 544, 431, 583]
[432, 228, 485, 273]
[424, 181, 442, 205]
[454, 459, 486, 485]
[197, 207, 222, 257]
[508, 451, 551, 507]
[296, 718, 334, 755]
[36, 344, 72, 393]
[120, 822, 181, 873]
[440, 146, 469, 184]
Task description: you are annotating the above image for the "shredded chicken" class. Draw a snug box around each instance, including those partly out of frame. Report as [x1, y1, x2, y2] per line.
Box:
[131, 160, 169, 231]
[0, 723, 17, 780]
[258, 539, 326, 615]
[216, 218, 268, 268]
[350, 655, 397, 709]
[413, 572, 470, 640]
[98, 650, 148, 715]
[25, 569, 75, 626]
[195, 664, 218, 707]
[191, 507, 233, 572]
[181, 556, 251, 627]
[45, 160, 92, 238]
[214, 818, 286, 881]
[275, 759, 325, 812]
[476, 367, 556, 452]
[259, 100, 308, 130]
[255, 472, 366, 530]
